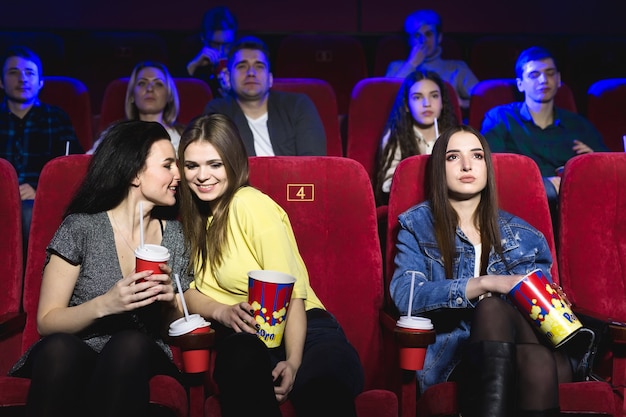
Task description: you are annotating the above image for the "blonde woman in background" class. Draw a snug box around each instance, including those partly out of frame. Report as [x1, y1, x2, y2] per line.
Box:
[89, 61, 184, 153]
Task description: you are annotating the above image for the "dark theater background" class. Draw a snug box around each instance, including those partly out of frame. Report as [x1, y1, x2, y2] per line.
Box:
[1, 0, 625, 130]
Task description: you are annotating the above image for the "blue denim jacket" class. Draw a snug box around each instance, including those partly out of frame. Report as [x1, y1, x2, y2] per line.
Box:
[390, 201, 553, 392]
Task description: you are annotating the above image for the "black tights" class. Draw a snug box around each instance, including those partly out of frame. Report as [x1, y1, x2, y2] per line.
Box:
[213, 328, 360, 417]
[23, 331, 180, 417]
[468, 297, 573, 412]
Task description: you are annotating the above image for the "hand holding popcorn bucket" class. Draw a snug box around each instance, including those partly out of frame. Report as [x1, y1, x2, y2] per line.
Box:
[247, 270, 296, 348]
[508, 269, 582, 347]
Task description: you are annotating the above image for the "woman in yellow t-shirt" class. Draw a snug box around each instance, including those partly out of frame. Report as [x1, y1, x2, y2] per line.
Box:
[177, 113, 364, 417]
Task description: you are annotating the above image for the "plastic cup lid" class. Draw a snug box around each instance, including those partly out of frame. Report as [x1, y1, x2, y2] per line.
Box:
[168, 313, 210, 336]
[135, 244, 170, 262]
[396, 316, 433, 330]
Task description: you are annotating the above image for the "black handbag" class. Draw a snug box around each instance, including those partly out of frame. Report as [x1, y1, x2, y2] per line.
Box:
[558, 315, 610, 382]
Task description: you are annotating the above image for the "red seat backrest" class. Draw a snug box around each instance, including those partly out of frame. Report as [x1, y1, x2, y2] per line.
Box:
[272, 78, 342, 156]
[39, 76, 94, 152]
[346, 77, 462, 184]
[22, 155, 91, 352]
[586, 78, 626, 152]
[558, 152, 626, 321]
[0, 158, 23, 374]
[248, 156, 386, 389]
[274, 34, 368, 116]
[0, 158, 23, 313]
[385, 153, 558, 308]
[99, 77, 213, 133]
[469, 78, 577, 130]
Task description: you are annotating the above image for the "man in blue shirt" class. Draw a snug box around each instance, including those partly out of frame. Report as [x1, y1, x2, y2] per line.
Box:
[0, 46, 81, 254]
[481, 46, 608, 228]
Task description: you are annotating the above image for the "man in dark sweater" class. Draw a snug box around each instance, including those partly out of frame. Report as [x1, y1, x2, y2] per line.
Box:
[204, 36, 326, 156]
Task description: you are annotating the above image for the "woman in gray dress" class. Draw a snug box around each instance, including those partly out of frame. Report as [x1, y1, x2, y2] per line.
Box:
[10, 120, 191, 417]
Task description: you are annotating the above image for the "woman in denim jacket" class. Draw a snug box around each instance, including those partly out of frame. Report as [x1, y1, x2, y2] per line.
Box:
[390, 125, 572, 417]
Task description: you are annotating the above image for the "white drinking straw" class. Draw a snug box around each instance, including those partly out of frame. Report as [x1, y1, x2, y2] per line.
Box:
[434, 117, 439, 139]
[407, 271, 416, 318]
[65, 140, 70, 156]
[138, 201, 144, 248]
[174, 274, 190, 321]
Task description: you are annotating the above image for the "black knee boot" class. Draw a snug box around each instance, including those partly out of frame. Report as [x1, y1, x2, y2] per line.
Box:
[458, 341, 516, 417]
[517, 408, 561, 417]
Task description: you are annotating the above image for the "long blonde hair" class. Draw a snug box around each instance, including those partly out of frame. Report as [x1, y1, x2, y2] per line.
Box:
[125, 61, 180, 126]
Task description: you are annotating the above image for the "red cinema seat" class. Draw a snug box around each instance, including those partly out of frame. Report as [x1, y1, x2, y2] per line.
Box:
[384, 153, 617, 417]
[587, 78, 626, 152]
[204, 156, 398, 417]
[275, 34, 368, 116]
[272, 78, 343, 156]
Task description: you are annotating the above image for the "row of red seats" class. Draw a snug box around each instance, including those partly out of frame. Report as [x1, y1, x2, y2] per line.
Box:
[1, 152, 626, 416]
[3, 30, 625, 115]
[30, 75, 626, 183]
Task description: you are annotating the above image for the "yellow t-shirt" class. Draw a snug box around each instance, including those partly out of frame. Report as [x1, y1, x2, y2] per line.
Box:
[191, 186, 325, 311]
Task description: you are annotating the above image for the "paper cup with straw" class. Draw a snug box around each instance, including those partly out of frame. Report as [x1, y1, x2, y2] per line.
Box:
[168, 274, 211, 373]
[394, 271, 435, 370]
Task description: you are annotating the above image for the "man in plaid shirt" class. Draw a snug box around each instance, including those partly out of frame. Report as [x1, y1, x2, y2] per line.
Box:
[0, 46, 82, 253]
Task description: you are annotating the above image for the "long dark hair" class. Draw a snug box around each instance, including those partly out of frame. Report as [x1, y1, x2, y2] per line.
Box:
[427, 125, 504, 278]
[177, 113, 250, 277]
[375, 70, 459, 204]
[65, 120, 171, 216]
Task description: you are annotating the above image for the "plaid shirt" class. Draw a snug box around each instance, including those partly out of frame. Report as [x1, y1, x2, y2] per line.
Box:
[0, 98, 81, 188]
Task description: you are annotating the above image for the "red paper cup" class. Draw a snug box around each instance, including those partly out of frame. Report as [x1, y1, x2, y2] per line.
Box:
[168, 314, 211, 373]
[216, 58, 228, 72]
[247, 270, 296, 348]
[395, 316, 434, 371]
[135, 244, 170, 283]
[508, 269, 582, 347]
